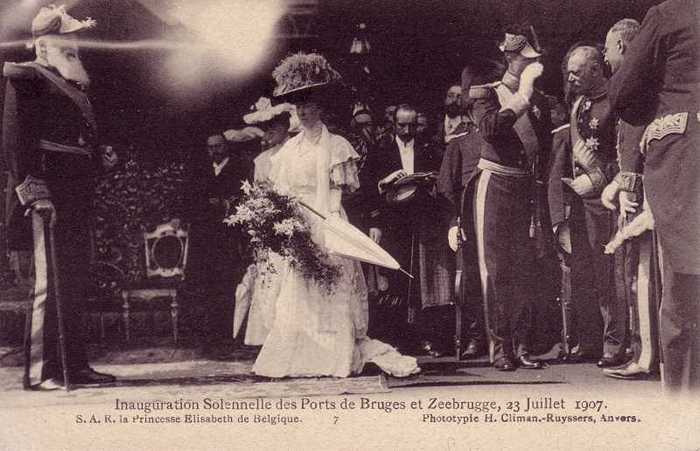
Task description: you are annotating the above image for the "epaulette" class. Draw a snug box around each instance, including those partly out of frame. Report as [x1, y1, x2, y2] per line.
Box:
[468, 81, 500, 99]
[551, 123, 570, 134]
[3, 62, 38, 80]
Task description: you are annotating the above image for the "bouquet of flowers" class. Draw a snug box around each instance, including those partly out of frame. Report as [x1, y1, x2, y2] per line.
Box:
[225, 181, 340, 291]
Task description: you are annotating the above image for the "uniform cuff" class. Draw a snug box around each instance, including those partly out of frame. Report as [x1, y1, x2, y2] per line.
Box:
[15, 175, 50, 206]
[613, 171, 643, 193]
[501, 92, 531, 117]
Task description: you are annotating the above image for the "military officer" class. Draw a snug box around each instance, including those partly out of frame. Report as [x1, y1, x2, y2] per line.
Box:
[609, 0, 700, 392]
[559, 44, 628, 367]
[2, 5, 117, 390]
[600, 19, 661, 380]
[468, 25, 551, 371]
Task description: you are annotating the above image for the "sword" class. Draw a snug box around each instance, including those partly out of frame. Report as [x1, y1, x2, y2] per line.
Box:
[37, 209, 71, 391]
[453, 216, 464, 360]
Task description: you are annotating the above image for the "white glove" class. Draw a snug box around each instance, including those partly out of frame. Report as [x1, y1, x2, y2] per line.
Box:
[619, 191, 639, 215]
[601, 180, 620, 210]
[369, 227, 382, 244]
[518, 62, 544, 99]
[448, 226, 466, 252]
[554, 222, 572, 254]
[563, 175, 595, 197]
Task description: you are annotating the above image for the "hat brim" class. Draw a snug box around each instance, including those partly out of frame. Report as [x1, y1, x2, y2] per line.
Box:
[274, 82, 347, 105]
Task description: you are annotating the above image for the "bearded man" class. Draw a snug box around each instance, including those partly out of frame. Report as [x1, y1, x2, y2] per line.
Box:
[2, 5, 116, 390]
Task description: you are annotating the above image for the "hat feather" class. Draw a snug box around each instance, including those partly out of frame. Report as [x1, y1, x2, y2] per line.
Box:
[272, 52, 341, 98]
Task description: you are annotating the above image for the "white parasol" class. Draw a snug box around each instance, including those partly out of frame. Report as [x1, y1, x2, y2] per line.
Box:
[299, 201, 413, 278]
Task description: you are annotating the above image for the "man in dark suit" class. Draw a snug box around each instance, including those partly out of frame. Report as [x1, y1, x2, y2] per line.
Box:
[438, 66, 488, 359]
[364, 104, 448, 353]
[609, 0, 700, 392]
[185, 134, 250, 348]
[2, 5, 116, 390]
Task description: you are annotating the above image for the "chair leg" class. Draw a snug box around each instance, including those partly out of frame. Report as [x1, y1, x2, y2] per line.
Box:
[100, 312, 106, 342]
[170, 296, 179, 344]
[121, 292, 130, 342]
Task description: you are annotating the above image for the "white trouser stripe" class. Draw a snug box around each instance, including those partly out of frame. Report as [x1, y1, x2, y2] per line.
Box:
[474, 170, 494, 362]
[28, 211, 49, 386]
[636, 232, 656, 370]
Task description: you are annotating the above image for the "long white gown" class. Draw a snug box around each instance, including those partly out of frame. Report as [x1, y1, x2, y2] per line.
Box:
[252, 125, 419, 378]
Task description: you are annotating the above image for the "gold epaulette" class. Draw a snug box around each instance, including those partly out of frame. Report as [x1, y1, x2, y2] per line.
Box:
[3, 62, 38, 80]
[468, 81, 500, 99]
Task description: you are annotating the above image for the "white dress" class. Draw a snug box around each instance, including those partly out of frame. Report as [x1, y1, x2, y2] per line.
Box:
[241, 145, 283, 346]
[252, 125, 419, 378]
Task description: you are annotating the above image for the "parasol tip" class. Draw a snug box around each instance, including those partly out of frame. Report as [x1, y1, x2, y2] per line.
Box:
[399, 267, 414, 279]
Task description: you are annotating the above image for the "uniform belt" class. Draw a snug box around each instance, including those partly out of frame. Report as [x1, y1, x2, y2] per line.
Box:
[477, 158, 531, 178]
[38, 139, 92, 157]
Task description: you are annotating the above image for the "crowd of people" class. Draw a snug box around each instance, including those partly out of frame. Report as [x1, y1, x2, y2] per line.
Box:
[3, 2, 697, 395]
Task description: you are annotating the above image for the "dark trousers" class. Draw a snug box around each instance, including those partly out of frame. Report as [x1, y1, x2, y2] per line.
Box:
[473, 170, 535, 362]
[659, 259, 700, 392]
[187, 223, 241, 344]
[23, 194, 91, 387]
[569, 196, 627, 357]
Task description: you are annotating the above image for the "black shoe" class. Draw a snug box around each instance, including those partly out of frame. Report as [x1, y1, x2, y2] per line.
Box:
[597, 354, 626, 368]
[419, 340, 443, 358]
[71, 368, 117, 386]
[518, 354, 546, 369]
[494, 357, 517, 371]
[460, 339, 485, 359]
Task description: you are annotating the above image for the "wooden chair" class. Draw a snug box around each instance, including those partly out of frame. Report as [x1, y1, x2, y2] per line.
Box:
[120, 222, 189, 343]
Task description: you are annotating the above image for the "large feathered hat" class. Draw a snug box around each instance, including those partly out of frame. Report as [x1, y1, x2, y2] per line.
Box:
[272, 52, 342, 103]
[31, 4, 96, 38]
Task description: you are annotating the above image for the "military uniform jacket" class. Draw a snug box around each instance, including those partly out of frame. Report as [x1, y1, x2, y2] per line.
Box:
[2, 62, 100, 250]
[569, 87, 619, 197]
[547, 124, 572, 228]
[436, 121, 482, 225]
[609, 0, 700, 273]
[470, 72, 552, 178]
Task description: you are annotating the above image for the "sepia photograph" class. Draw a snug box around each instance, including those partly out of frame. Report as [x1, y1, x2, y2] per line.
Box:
[0, 0, 697, 449]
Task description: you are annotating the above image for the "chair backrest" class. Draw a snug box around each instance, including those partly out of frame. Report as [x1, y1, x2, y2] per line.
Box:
[144, 222, 189, 279]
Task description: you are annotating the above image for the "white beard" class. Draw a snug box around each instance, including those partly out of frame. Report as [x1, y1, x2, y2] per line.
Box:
[47, 53, 91, 88]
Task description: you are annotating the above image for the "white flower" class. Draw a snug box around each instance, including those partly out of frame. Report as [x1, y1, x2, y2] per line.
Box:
[589, 117, 599, 129]
[585, 137, 600, 151]
[273, 218, 302, 237]
[583, 100, 592, 111]
[241, 180, 253, 195]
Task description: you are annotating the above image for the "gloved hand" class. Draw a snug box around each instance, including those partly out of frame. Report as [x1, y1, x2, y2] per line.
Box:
[619, 191, 639, 216]
[554, 222, 572, 255]
[563, 175, 595, 197]
[447, 225, 466, 252]
[518, 62, 544, 100]
[369, 227, 382, 244]
[601, 180, 620, 210]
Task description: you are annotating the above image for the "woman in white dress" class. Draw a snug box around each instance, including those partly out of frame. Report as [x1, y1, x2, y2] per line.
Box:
[235, 97, 295, 346]
[252, 53, 418, 378]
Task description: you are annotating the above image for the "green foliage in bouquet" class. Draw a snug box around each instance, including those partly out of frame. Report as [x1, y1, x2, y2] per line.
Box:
[226, 181, 340, 292]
